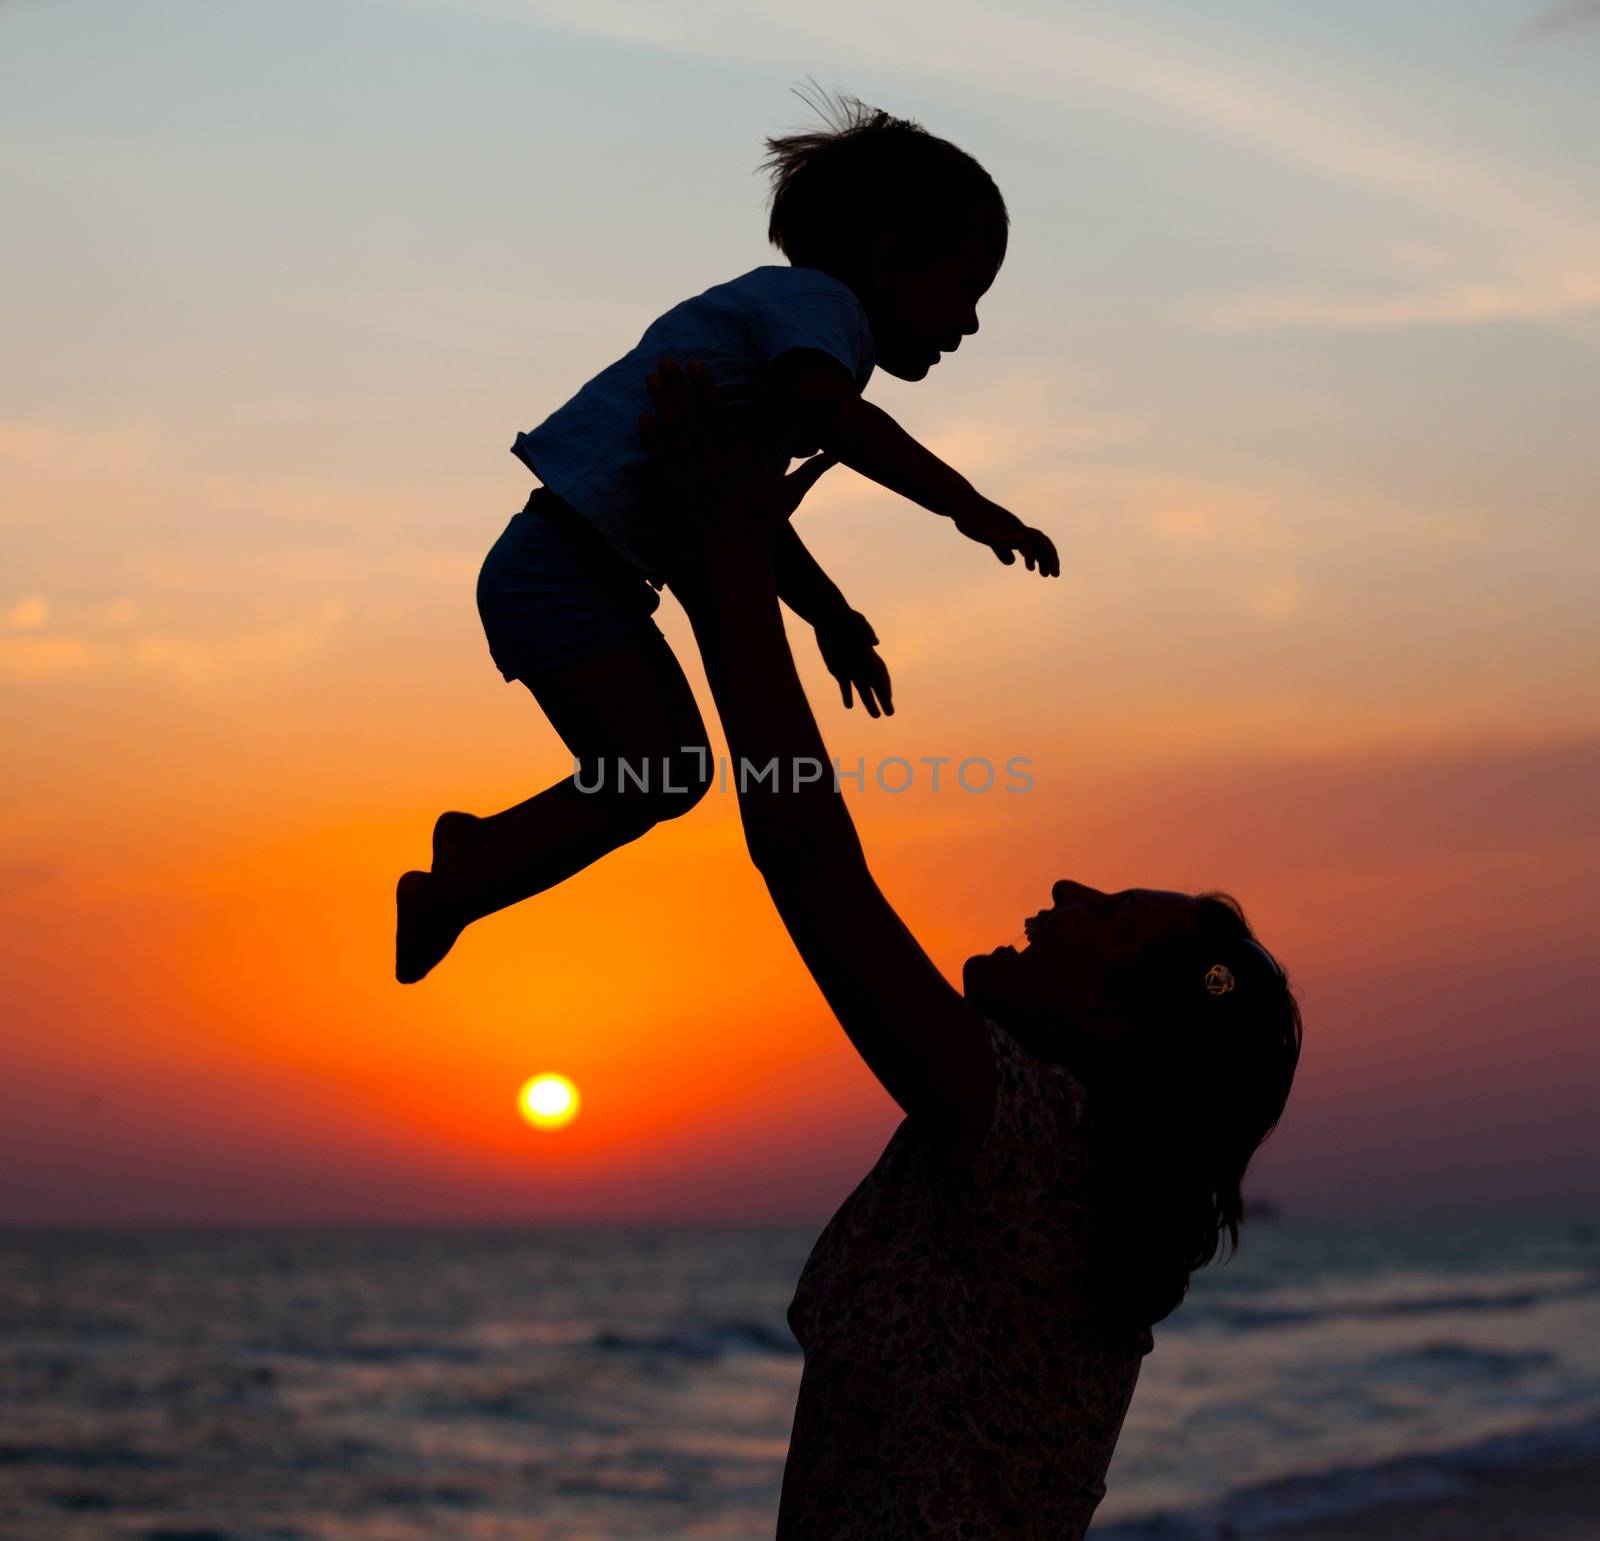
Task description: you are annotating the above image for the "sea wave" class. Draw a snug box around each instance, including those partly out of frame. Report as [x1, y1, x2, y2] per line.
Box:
[1361, 1340, 1556, 1380]
[5, 1221, 1597, 1540]
[1091, 1413, 1600, 1539]
[1174, 1271, 1600, 1333]
[592, 1319, 800, 1361]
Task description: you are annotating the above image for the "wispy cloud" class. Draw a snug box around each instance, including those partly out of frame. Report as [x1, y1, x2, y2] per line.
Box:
[5, 596, 49, 629]
[429, 0, 1599, 340]
[132, 601, 348, 684]
[0, 604, 349, 685]
[1520, 0, 1600, 40]
[0, 635, 93, 681]
[1190, 270, 1600, 337]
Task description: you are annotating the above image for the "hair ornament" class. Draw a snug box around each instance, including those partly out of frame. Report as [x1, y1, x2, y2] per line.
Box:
[1203, 963, 1236, 996]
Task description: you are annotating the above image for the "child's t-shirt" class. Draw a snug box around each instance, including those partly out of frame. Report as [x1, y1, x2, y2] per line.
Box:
[511, 265, 876, 584]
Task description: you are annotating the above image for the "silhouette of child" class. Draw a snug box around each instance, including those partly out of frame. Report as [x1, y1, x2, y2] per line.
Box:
[396, 89, 1058, 983]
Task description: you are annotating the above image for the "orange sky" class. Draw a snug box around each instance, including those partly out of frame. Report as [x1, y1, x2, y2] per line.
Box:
[5, 584, 1597, 1220]
[3, 0, 1598, 1222]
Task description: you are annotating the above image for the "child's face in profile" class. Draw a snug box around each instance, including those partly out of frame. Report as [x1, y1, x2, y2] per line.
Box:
[869, 229, 998, 382]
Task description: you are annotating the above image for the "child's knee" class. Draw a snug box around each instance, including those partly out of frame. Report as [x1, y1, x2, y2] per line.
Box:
[647, 742, 713, 821]
[575, 743, 711, 826]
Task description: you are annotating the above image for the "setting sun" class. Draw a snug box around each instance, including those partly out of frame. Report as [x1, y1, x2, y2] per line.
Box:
[518, 1073, 580, 1131]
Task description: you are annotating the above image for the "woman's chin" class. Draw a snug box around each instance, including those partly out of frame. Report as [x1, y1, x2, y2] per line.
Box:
[962, 946, 1016, 1001]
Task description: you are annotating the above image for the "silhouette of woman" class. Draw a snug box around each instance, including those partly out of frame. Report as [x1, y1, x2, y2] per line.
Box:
[640, 355, 1302, 1539]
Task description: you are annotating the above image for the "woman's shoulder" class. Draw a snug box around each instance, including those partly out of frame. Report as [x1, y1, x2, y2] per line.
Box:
[985, 1017, 1089, 1120]
[942, 1018, 1091, 1206]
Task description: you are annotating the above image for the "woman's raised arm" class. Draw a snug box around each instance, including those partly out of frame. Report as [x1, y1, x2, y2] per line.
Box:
[641, 356, 995, 1177]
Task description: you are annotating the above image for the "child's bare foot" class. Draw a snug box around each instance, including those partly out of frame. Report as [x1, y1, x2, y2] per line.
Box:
[431, 810, 490, 871]
[395, 870, 465, 984]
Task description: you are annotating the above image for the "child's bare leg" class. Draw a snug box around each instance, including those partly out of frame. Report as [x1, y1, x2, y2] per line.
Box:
[396, 631, 710, 983]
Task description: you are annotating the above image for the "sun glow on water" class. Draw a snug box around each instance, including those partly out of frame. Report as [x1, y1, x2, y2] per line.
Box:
[518, 1073, 580, 1130]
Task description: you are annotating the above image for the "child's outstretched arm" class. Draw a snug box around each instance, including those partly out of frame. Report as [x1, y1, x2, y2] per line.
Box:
[772, 350, 1059, 577]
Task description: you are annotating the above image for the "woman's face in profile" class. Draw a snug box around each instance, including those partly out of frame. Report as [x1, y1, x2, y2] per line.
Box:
[963, 880, 1200, 1036]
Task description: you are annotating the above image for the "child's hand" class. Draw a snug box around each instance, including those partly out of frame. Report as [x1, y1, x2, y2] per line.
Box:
[815, 608, 894, 718]
[952, 496, 1060, 576]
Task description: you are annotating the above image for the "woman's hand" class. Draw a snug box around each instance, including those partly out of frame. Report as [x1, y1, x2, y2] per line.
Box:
[639, 355, 839, 560]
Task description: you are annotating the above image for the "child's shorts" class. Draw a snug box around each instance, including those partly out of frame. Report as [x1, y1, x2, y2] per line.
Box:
[476, 486, 666, 682]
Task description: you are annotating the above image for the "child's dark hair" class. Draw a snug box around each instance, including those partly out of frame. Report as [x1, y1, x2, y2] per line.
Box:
[760, 83, 1009, 281]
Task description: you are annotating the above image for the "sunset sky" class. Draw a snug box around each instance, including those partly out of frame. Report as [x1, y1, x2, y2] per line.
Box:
[4, 0, 1597, 1224]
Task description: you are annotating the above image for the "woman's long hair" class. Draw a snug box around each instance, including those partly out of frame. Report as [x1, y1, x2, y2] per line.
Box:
[1084, 894, 1302, 1329]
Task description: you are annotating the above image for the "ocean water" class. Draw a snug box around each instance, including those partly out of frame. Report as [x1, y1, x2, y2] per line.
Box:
[1, 1218, 1597, 1539]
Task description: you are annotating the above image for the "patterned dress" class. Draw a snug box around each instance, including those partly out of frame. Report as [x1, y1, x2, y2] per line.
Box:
[779, 1020, 1154, 1539]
